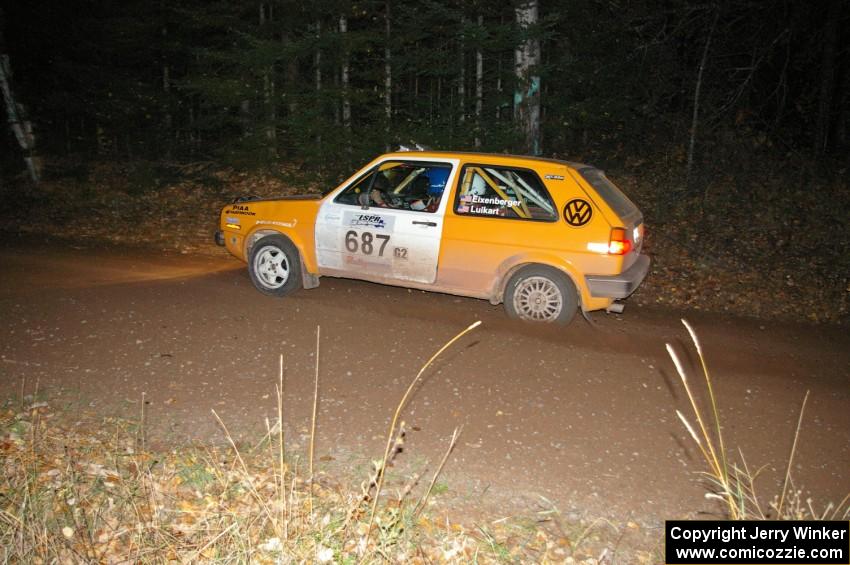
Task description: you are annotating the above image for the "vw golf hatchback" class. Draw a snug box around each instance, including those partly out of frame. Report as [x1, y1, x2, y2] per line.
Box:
[216, 151, 650, 324]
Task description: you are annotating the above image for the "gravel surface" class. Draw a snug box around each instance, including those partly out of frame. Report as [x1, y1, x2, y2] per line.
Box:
[1, 234, 848, 557]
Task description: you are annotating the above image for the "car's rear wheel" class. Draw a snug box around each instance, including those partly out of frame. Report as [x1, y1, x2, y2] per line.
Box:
[248, 235, 302, 297]
[503, 265, 578, 325]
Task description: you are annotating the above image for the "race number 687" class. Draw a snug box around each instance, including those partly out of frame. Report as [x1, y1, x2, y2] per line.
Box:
[345, 230, 391, 256]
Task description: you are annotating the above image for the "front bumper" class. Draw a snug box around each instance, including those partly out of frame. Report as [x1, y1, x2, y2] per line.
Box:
[585, 254, 650, 299]
[214, 230, 225, 246]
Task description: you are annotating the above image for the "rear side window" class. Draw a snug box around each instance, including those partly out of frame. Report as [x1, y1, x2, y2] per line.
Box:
[454, 165, 557, 221]
[578, 168, 638, 219]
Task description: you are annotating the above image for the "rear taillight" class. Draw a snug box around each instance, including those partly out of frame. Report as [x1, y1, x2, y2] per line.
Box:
[608, 227, 632, 255]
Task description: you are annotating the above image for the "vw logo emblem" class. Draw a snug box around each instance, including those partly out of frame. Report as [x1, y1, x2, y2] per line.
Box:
[564, 198, 592, 227]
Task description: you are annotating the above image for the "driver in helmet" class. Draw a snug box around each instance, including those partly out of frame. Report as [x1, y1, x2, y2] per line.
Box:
[369, 173, 392, 208]
[408, 174, 433, 211]
[410, 168, 450, 212]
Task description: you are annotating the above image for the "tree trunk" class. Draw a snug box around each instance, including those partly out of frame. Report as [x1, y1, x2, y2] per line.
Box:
[64, 118, 71, 154]
[239, 99, 251, 137]
[188, 104, 196, 150]
[260, 3, 276, 150]
[340, 13, 351, 159]
[266, 74, 276, 147]
[814, 0, 840, 154]
[474, 14, 484, 148]
[384, 0, 392, 150]
[458, 15, 466, 125]
[429, 78, 434, 125]
[162, 26, 172, 159]
[836, 41, 850, 150]
[0, 55, 40, 182]
[496, 55, 502, 120]
[686, 10, 718, 190]
[315, 19, 322, 150]
[514, 0, 541, 155]
[283, 28, 298, 119]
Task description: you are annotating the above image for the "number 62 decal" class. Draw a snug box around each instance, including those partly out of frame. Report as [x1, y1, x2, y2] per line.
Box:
[345, 230, 391, 256]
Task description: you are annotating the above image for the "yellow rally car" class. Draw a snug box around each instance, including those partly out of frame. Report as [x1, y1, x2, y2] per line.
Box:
[215, 151, 649, 324]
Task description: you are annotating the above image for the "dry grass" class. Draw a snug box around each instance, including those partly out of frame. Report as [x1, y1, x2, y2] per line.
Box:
[669, 318, 850, 521]
[0, 321, 620, 563]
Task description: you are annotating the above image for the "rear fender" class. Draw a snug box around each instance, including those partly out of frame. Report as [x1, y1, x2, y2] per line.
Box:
[489, 252, 612, 312]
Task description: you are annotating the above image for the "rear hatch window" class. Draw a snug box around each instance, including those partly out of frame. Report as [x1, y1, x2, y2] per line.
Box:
[578, 168, 639, 222]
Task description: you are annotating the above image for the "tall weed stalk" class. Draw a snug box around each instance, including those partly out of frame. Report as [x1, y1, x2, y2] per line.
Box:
[669, 319, 849, 520]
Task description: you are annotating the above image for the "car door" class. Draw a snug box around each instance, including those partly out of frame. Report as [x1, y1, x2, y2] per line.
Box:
[314, 157, 458, 285]
[438, 162, 563, 293]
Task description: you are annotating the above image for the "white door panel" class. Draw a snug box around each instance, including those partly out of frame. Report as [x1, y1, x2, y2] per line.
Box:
[315, 158, 457, 285]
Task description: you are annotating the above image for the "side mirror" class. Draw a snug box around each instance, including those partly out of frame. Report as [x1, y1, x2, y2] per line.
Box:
[358, 191, 370, 209]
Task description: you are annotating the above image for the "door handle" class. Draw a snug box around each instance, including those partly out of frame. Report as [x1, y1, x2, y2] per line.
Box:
[412, 221, 437, 227]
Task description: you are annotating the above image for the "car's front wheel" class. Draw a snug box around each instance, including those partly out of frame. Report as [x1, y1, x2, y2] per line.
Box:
[248, 235, 302, 297]
[503, 265, 578, 325]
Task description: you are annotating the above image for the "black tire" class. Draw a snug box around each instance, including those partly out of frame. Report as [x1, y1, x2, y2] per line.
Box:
[247, 235, 303, 297]
[503, 265, 579, 325]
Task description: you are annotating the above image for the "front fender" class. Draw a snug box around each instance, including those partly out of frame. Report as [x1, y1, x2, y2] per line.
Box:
[243, 227, 320, 289]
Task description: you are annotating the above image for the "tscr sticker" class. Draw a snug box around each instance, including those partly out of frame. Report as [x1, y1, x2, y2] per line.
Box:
[343, 211, 395, 232]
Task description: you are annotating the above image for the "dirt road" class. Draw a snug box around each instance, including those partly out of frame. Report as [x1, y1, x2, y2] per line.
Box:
[2, 235, 848, 533]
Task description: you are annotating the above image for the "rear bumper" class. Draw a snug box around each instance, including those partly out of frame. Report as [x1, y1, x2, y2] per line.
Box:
[585, 254, 650, 299]
[214, 230, 225, 246]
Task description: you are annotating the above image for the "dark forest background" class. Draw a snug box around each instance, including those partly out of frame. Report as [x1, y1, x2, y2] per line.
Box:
[3, 0, 849, 177]
[1, 0, 848, 321]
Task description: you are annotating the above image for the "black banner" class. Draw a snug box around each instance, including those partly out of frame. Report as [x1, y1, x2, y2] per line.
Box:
[665, 521, 849, 564]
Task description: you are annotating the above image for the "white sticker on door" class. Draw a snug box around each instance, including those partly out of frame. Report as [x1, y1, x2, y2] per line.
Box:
[344, 211, 396, 232]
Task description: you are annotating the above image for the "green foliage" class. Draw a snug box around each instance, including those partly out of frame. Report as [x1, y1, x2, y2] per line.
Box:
[2, 0, 847, 182]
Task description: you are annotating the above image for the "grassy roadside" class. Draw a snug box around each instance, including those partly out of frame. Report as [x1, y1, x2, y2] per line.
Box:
[1, 324, 650, 563]
[2, 319, 846, 562]
[3, 402, 656, 563]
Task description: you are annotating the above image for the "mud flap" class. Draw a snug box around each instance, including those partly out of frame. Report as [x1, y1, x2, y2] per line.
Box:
[580, 302, 599, 328]
[300, 255, 320, 289]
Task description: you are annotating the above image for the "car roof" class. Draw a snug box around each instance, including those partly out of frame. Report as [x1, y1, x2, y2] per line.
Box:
[378, 151, 592, 171]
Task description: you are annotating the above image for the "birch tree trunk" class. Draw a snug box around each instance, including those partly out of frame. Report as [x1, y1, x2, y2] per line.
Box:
[458, 15, 466, 125]
[496, 56, 502, 120]
[260, 3, 276, 149]
[685, 11, 717, 189]
[513, 0, 540, 155]
[0, 55, 40, 182]
[162, 25, 172, 158]
[284, 29, 298, 118]
[814, 0, 840, 154]
[474, 14, 484, 148]
[265, 74, 276, 145]
[836, 48, 850, 149]
[384, 0, 392, 150]
[339, 13, 351, 158]
[315, 19, 322, 149]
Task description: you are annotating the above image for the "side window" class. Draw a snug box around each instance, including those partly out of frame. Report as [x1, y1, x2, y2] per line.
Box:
[334, 161, 452, 213]
[454, 165, 557, 221]
[334, 170, 378, 206]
